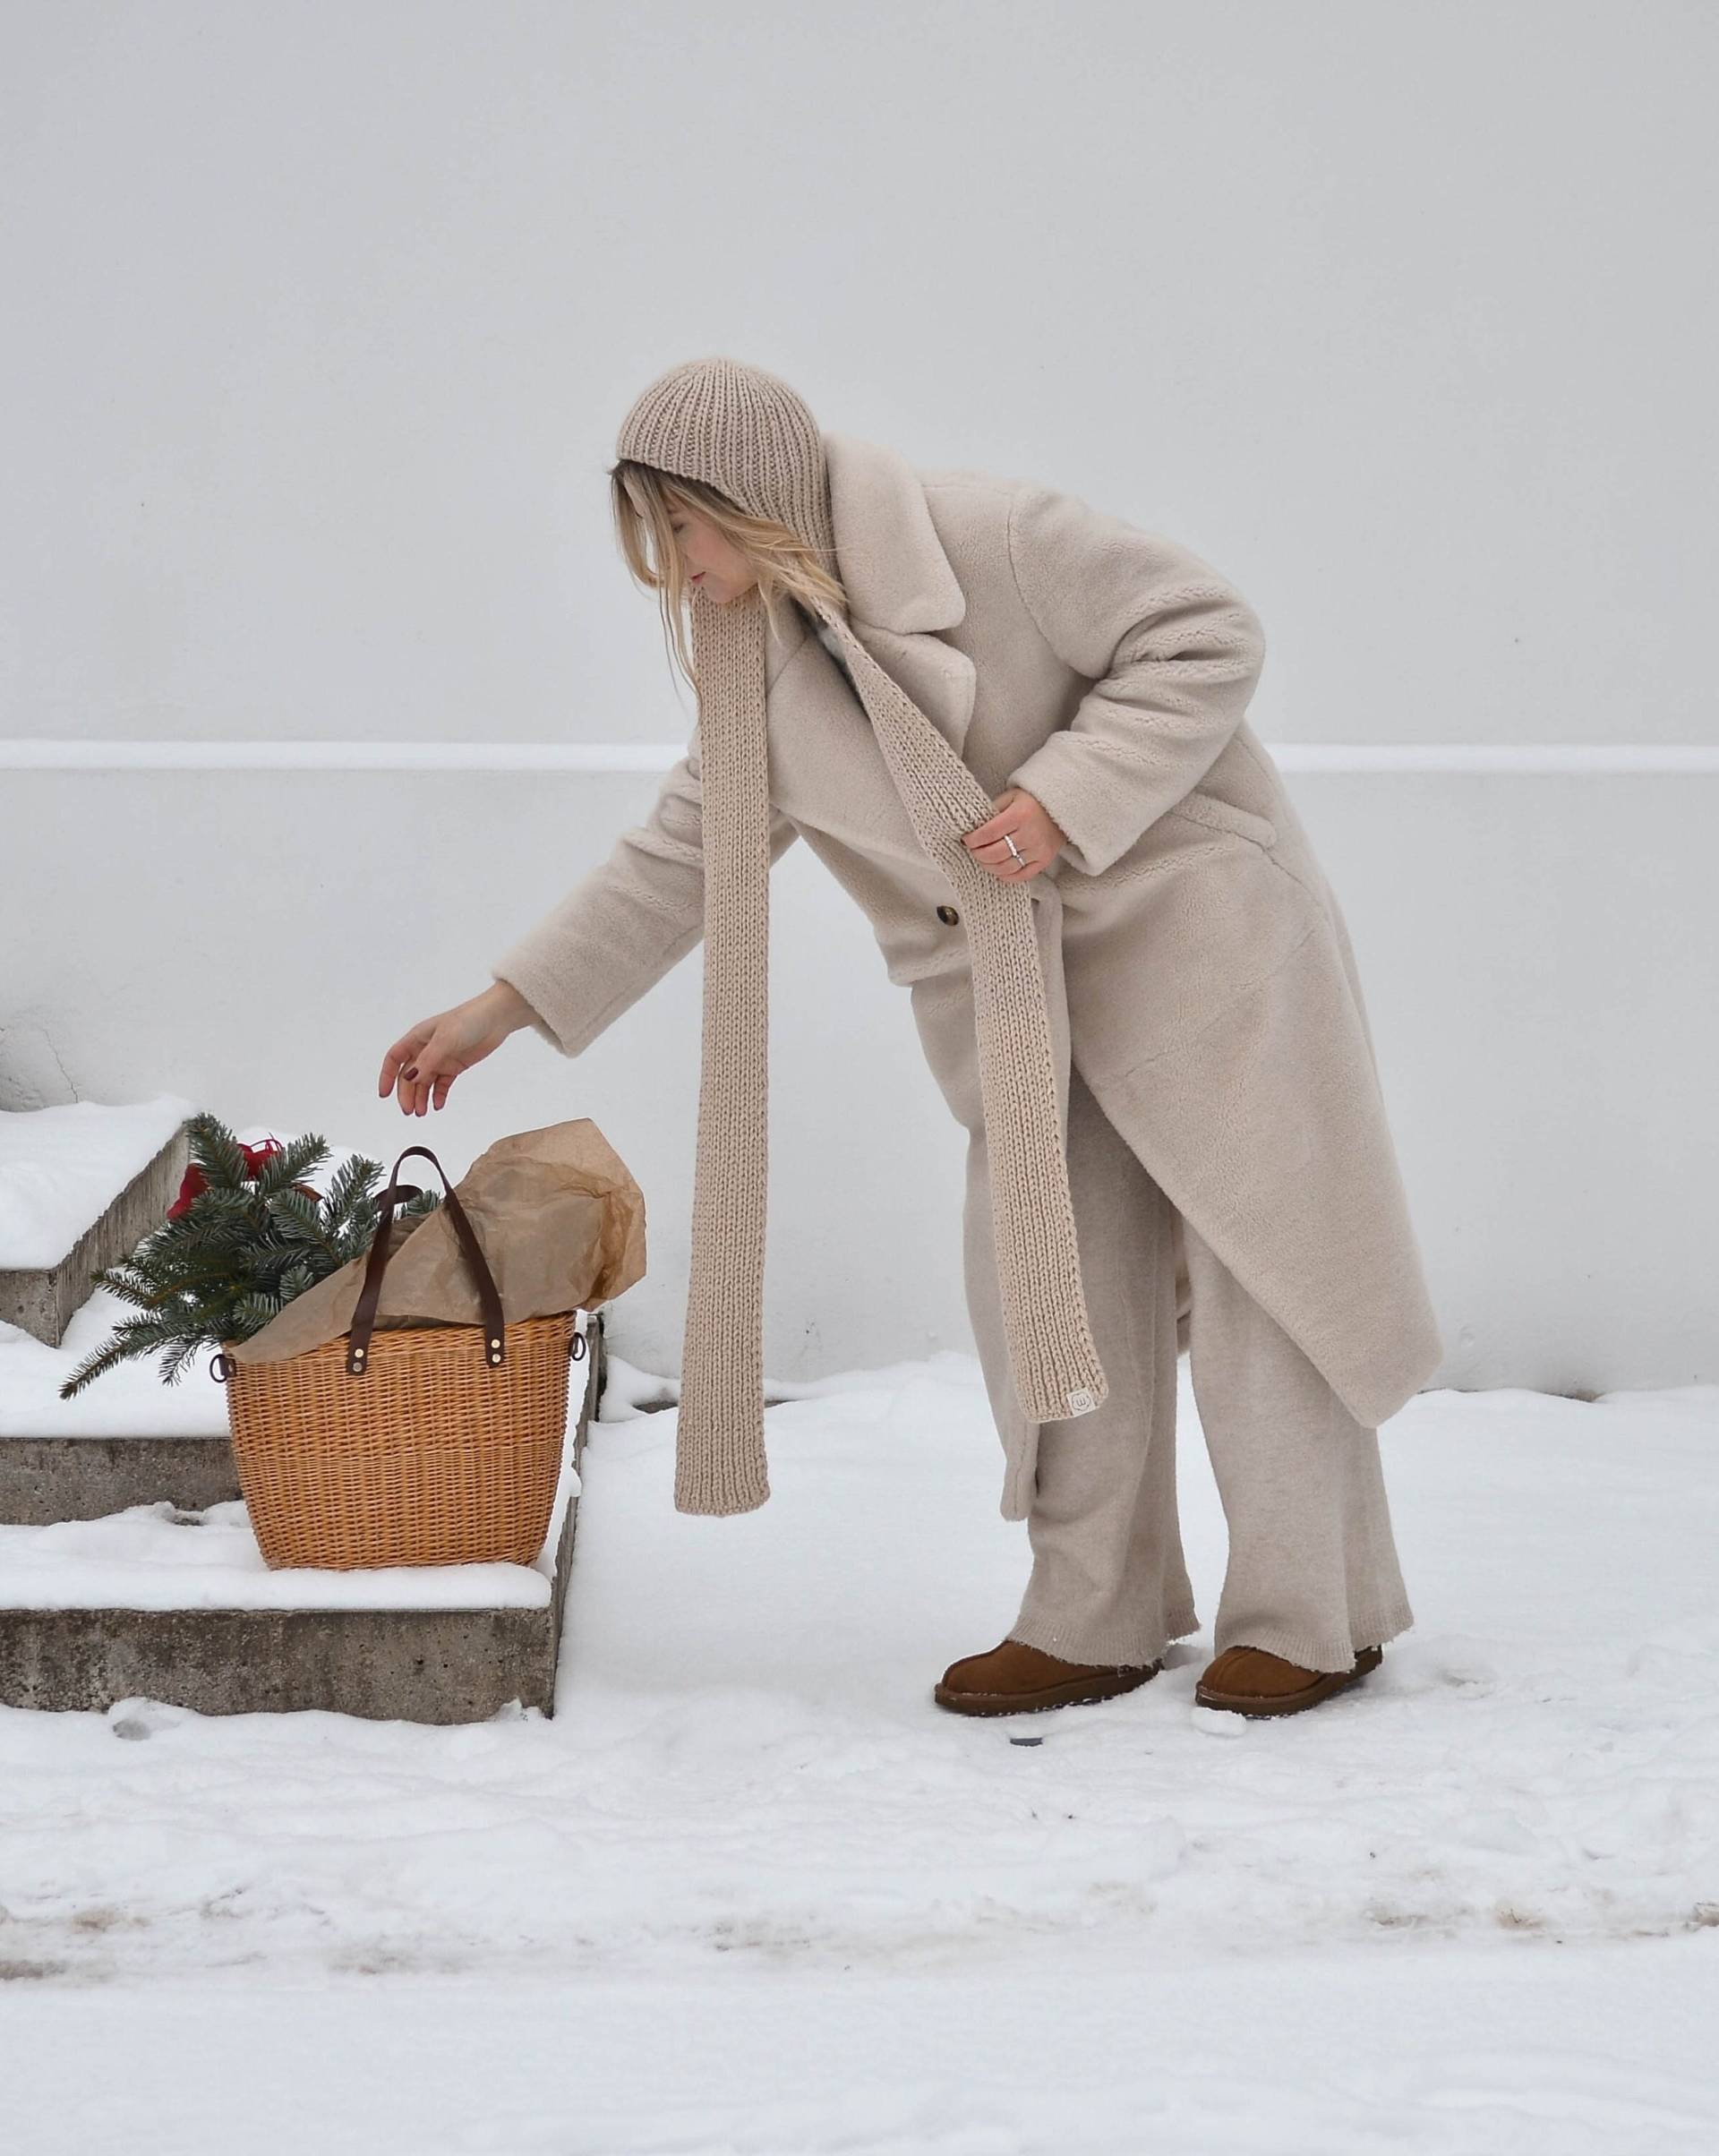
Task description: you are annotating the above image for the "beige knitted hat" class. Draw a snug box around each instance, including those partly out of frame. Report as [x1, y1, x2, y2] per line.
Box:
[616, 355, 1108, 1516]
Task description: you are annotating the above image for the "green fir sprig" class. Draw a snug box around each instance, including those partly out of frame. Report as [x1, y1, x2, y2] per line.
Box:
[56, 1112, 441, 1399]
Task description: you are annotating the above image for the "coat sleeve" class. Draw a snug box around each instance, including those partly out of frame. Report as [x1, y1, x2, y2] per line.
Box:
[1001, 480, 1267, 879]
[489, 732, 800, 1057]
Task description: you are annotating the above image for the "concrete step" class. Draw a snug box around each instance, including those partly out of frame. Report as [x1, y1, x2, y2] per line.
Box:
[0, 1313, 606, 1724]
[0, 1431, 239, 1525]
[0, 1099, 192, 1348]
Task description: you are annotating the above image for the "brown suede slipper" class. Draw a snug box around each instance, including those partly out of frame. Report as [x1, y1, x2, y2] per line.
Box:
[934, 1636, 1165, 1717]
[1194, 1642, 1384, 1717]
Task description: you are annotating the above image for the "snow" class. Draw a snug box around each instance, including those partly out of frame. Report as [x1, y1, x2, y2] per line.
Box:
[5, 1949, 1717, 2156]
[0, 1093, 196, 1268]
[2, 1353, 1716, 2152]
[1, 1284, 235, 1435]
[0, 1442, 579, 1608]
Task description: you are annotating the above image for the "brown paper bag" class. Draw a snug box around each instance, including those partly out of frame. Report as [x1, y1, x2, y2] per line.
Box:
[228, 1118, 646, 1365]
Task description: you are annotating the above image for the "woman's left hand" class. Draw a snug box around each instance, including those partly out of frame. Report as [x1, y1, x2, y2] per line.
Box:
[961, 787, 1068, 882]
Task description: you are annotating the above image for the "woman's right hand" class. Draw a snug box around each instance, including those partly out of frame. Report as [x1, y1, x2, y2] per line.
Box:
[378, 981, 535, 1116]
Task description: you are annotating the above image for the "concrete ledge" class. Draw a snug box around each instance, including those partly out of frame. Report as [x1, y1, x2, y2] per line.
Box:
[0, 1123, 189, 1348]
[0, 1433, 240, 1526]
[0, 1313, 606, 1724]
[0, 1604, 566, 1722]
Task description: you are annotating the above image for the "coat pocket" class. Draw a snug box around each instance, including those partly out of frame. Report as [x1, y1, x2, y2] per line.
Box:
[1168, 788, 1279, 851]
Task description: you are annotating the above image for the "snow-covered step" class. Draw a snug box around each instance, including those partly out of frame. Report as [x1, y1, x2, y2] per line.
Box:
[0, 1313, 603, 1724]
[0, 1095, 194, 1348]
[3, 1248, 238, 1522]
[0, 1431, 239, 1527]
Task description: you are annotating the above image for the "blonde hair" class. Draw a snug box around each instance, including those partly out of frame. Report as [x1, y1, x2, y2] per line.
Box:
[609, 458, 848, 695]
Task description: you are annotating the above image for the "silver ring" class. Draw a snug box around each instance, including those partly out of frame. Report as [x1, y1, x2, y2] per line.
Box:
[1005, 835, 1026, 865]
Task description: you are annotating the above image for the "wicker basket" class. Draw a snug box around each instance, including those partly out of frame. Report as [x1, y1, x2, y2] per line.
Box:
[211, 1142, 586, 1570]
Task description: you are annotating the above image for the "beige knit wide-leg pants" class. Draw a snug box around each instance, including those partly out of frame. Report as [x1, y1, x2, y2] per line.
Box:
[979, 1065, 1415, 1675]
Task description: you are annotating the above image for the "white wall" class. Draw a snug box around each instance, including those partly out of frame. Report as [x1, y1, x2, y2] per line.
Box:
[4, 2, 1715, 1395]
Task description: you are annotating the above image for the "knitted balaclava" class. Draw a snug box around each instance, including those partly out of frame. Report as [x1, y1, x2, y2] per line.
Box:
[616, 355, 1108, 1516]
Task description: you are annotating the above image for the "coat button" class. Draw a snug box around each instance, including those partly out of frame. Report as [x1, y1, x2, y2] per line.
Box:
[936, 903, 960, 925]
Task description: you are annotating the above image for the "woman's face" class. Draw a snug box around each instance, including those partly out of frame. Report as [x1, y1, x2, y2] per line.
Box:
[669, 501, 757, 604]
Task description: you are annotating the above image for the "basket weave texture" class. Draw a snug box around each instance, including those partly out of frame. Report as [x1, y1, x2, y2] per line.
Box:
[223, 1310, 574, 1570]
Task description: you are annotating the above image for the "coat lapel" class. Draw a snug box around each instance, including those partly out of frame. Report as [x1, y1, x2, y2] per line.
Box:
[824, 431, 979, 761]
[764, 623, 936, 868]
[761, 432, 980, 857]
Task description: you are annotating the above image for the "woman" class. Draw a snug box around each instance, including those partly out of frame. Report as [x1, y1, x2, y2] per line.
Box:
[379, 355, 1443, 1722]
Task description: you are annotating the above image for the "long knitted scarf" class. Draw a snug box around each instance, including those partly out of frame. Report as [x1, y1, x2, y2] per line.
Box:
[674, 586, 1109, 1515]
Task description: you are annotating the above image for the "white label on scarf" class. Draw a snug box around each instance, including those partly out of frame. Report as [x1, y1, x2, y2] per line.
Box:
[1065, 1387, 1098, 1416]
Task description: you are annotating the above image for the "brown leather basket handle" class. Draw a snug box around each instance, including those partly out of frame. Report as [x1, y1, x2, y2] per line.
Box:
[346, 1144, 507, 1377]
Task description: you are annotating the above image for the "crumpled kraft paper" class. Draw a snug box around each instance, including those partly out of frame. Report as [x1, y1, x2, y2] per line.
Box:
[227, 1118, 646, 1365]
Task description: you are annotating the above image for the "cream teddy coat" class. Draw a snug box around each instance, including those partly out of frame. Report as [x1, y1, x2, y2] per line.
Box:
[492, 432, 1445, 1519]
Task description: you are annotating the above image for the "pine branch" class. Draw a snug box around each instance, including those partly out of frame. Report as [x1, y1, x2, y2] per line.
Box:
[57, 1313, 176, 1399]
[232, 1290, 286, 1338]
[253, 1132, 329, 1197]
[266, 1186, 338, 1253]
[336, 1153, 392, 1228]
[88, 1262, 170, 1313]
[184, 1113, 249, 1190]
[320, 1153, 369, 1229]
[181, 1186, 256, 1223]
[156, 1333, 206, 1388]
